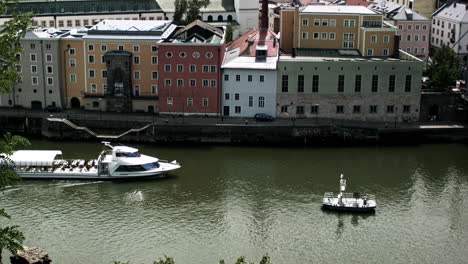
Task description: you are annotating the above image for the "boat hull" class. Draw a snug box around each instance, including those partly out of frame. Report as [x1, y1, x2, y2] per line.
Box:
[321, 203, 376, 213]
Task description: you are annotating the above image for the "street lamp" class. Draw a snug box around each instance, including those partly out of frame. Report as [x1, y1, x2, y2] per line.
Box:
[98, 98, 102, 120]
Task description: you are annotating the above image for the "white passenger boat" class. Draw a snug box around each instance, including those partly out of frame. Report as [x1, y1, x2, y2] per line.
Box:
[322, 174, 376, 212]
[0, 142, 181, 180]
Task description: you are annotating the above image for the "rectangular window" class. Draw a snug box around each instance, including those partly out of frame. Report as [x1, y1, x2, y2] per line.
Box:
[134, 71, 140, 80]
[210, 65, 217, 72]
[322, 19, 328, 26]
[224, 74, 229, 81]
[83, 19, 89, 26]
[165, 64, 171, 72]
[203, 65, 209, 72]
[311, 105, 319, 114]
[258, 96, 265, 108]
[389, 75, 396, 92]
[133, 45, 140, 52]
[336, 105, 344, 113]
[314, 19, 320, 26]
[403, 105, 411, 113]
[152, 46, 158, 52]
[187, 97, 193, 106]
[225, 93, 230, 100]
[88, 44, 94, 51]
[30, 54, 36, 62]
[355, 75, 361, 92]
[134, 85, 140, 96]
[151, 85, 157, 95]
[165, 79, 172, 87]
[89, 69, 95, 78]
[321, 32, 327, 40]
[31, 65, 37, 73]
[46, 54, 52, 62]
[118, 45, 124, 51]
[330, 19, 336, 27]
[296, 106, 304, 114]
[203, 80, 209, 87]
[235, 93, 240, 101]
[372, 75, 378, 92]
[312, 75, 319, 92]
[405, 75, 412, 92]
[248, 75, 253, 82]
[248, 96, 253, 107]
[75, 20, 81, 27]
[260, 75, 264, 82]
[69, 48, 75, 55]
[302, 19, 309, 26]
[313, 32, 319, 39]
[383, 49, 389, 56]
[330, 32, 335, 40]
[190, 65, 196, 72]
[190, 80, 196, 87]
[103, 84, 107, 94]
[67, 20, 72, 27]
[371, 35, 377, 43]
[31, 76, 38, 85]
[383, 35, 390, 43]
[167, 97, 173, 105]
[46, 65, 53, 74]
[302, 32, 308, 40]
[152, 56, 158, 64]
[367, 49, 373, 56]
[236, 75, 241, 81]
[338, 75, 344, 92]
[387, 105, 395, 113]
[203, 98, 209, 107]
[133, 56, 140, 64]
[88, 55, 95, 63]
[70, 74, 77, 83]
[235, 106, 241, 113]
[152, 71, 158, 80]
[101, 55, 105, 64]
[58, 20, 64, 27]
[370, 105, 378, 113]
[177, 79, 184, 87]
[47, 77, 53, 86]
[101, 45, 107, 52]
[281, 105, 288, 113]
[211, 80, 216, 87]
[177, 64, 183, 72]
[282, 75, 288, 92]
[353, 105, 361, 114]
[298, 75, 304, 92]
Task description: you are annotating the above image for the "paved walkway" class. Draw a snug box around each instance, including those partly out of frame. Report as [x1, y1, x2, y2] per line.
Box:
[1, 107, 466, 130]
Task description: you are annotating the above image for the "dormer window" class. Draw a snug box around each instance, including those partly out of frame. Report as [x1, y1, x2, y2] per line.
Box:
[256, 45, 267, 60]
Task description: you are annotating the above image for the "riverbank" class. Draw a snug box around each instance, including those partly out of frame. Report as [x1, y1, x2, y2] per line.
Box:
[0, 108, 467, 145]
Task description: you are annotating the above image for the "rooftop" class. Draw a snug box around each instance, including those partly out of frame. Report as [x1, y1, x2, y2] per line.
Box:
[301, 5, 376, 15]
[157, 0, 235, 12]
[80, 20, 177, 40]
[280, 49, 422, 62]
[226, 28, 279, 57]
[434, 2, 468, 22]
[169, 20, 225, 44]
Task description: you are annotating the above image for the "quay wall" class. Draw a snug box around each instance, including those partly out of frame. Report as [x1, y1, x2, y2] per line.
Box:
[1, 116, 468, 146]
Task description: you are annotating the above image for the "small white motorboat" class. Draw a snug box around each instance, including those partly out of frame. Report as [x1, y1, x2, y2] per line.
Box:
[322, 174, 376, 212]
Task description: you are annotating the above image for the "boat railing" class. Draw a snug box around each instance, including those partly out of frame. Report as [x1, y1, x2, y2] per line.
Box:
[323, 192, 375, 200]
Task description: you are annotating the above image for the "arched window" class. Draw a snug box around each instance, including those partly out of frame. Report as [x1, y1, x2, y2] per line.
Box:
[227, 15, 233, 21]
[207, 15, 213, 22]
[218, 15, 223, 22]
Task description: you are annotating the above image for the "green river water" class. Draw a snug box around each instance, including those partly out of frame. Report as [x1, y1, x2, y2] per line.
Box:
[1, 140, 468, 264]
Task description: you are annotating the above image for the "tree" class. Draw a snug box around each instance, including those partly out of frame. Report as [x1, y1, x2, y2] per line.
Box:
[0, 133, 30, 260]
[172, 0, 210, 25]
[425, 44, 461, 90]
[0, 0, 32, 260]
[0, 0, 32, 94]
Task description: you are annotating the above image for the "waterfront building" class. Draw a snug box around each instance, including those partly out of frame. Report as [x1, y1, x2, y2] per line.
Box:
[431, 1, 468, 60]
[0, 29, 66, 110]
[370, 0, 430, 60]
[277, 5, 423, 122]
[60, 20, 177, 112]
[157, 20, 226, 116]
[222, 29, 279, 118]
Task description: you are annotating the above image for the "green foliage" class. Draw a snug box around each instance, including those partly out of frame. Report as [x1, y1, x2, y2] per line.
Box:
[425, 44, 461, 90]
[173, 0, 210, 25]
[220, 254, 271, 264]
[0, 0, 32, 94]
[153, 255, 175, 264]
[225, 24, 233, 43]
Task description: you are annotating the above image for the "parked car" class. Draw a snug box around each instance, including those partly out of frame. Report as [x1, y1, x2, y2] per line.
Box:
[46, 105, 62, 113]
[254, 113, 274, 122]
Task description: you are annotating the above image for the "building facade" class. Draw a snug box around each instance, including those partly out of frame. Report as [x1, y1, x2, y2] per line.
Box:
[431, 2, 468, 59]
[222, 29, 279, 117]
[158, 21, 226, 116]
[280, 6, 397, 57]
[0, 29, 64, 109]
[60, 20, 177, 112]
[386, 0, 438, 19]
[276, 52, 423, 122]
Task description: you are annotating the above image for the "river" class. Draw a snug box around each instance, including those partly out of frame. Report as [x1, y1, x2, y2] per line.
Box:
[1, 140, 468, 264]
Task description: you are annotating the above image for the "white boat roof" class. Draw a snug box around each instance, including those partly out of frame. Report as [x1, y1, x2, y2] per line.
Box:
[113, 146, 138, 153]
[9, 150, 62, 166]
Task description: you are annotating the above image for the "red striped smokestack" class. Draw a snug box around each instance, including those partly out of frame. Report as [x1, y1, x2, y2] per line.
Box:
[261, 0, 268, 30]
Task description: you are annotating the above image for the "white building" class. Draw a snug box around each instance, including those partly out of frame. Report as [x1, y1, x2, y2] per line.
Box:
[222, 29, 279, 117]
[432, 1, 468, 59]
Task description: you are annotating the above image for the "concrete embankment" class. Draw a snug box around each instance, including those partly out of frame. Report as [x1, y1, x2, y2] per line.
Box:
[0, 116, 467, 146]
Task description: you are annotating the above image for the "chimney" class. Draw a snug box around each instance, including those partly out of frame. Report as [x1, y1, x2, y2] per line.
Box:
[261, 0, 268, 30]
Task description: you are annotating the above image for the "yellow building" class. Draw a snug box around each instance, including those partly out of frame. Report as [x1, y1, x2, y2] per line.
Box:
[280, 5, 397, 57]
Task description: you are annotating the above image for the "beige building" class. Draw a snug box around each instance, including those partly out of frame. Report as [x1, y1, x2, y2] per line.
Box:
[280, 5, 397, 57]
[386, 0, 438, 19]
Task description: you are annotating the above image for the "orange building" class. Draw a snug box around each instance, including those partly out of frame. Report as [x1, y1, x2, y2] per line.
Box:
[280, 5, 397, 57]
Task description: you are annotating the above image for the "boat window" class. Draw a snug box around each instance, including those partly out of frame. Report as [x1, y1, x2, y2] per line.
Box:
[115, 165, 145, 172]
[115, 152, 141, 157]
[141, 162, 160, 171]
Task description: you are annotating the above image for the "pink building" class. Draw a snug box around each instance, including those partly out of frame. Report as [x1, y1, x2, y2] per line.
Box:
[158, 20, 225, 115]
[370, 1, 430, 60]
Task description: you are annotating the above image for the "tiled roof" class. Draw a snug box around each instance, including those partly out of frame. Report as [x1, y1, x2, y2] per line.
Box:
[302, 5, 376, 14]
[344, 0, 371, 7]
[434, 2, 468, 22]
[227, 28, 279, 57]
[3, 0, 162, 17]
[172, 19, 224, 41]
[157, 0, 235, 12]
